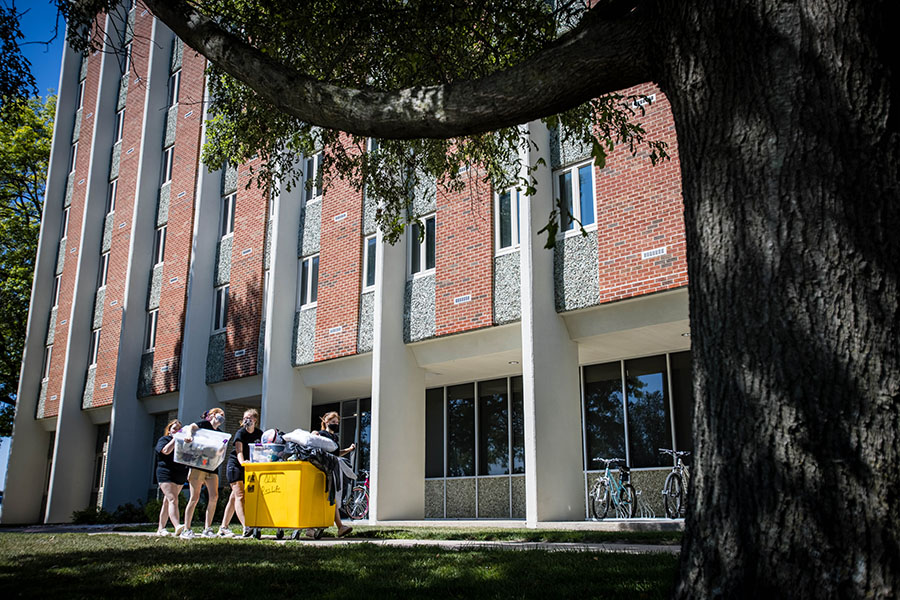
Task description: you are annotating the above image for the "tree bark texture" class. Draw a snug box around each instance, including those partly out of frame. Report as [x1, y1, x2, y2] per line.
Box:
[654, 1, 900, 597]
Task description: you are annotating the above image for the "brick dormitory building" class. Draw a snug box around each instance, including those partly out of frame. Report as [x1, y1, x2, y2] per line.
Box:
[4, 2, 692, 524]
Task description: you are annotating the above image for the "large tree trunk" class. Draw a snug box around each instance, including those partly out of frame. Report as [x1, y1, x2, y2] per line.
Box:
[654, 1, 900, 597]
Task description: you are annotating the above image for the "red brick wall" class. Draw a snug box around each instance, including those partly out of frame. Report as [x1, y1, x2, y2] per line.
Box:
[435, 173, 494, 336]
[88, 9, 156, 407]
[222, 158, 268, 380]
[43, 18, 107, 415]
[595, 83, 687, 303]
[313, 145, 363, 361]
[143, 47, 207, 394]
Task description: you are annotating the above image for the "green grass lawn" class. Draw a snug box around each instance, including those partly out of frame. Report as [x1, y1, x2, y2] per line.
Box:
[0, 533, 678, 599]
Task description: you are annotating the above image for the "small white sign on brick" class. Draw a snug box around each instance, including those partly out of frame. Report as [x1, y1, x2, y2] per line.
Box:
[329, 325, 343, 335]
[334, 212, 347, 222]
[641, 246, 667, 260]
[234, 349, 247, 357]
[454, 294, 472, 305]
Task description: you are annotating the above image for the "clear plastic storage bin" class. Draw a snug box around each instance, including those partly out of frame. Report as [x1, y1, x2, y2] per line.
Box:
[173, 429, 231, 471]
[249, 443, 286, 463]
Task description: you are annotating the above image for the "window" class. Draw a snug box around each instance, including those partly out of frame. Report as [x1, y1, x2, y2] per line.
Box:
[122, 43, 132, 76]
[60, 207, 70, 240]
[554, 162, 595, 232]
[297, 255, 319, 309]
[362, 235, 376, 290]
[495, 187, 522, 251]
[153, 226, 166, 265]
[220, 193, 235, 238]
[168, 69, 181, 106]
[408, 214, 436, 276]
[97, 252, 109, 289]
[51, 275, 61, 307]
[161, 146, 174, 184]
[88, 328, 101, 366]
[106, 179, 117, 214]
[213, 285, 229, 332]
[261, 269, 270, 319]
[303, 152, 323, 204]
[113, 109, 124, 143]
[69, 142, 78, 173]
[42, 346, 52, 380]
[144, 309, 158, 352]
[77, 80, 85, 110]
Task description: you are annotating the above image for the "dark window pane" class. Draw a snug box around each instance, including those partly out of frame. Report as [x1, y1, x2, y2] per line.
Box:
[300, 259, 309, 306]
[478, 378, 509, 475]
[669, 351, 694, 453]
[310, 256, 319, 302]
[625, 355, 672, 468]
[559, 171, 573, 230]
[578, 165, 595, 226]
[425, 217, 435, 269]
[410, 222, 421, 274]
[510, 376, 525, 474]
[446, 383, 475, 477]
[499, 191, 512, 248]
[305, 157, 314, 203]
[358, 398, 371, 474]
[583, 361, 626, 468]
[365, 237, 376, 287]
[425, 388, 444, 477]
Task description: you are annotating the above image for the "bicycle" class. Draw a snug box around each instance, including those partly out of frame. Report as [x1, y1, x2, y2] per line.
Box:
[588, 458, 636, 519]
[343, 469, 369, 520]
[659, 448, 690, 518]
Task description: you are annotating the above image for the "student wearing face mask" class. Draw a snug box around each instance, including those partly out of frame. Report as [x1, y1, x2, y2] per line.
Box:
[309, 411, 355, 537]
[180, 407, 226, 539]
[218, 408, 262, 537]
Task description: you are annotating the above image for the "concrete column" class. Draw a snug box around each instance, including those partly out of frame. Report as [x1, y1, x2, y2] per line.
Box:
[520, 121, 584, 524]
[1, 37, 78, 525]
[369, 230, 426, 522]
[101, 20, 174, 510]
[44, 10, 136, 522]
[260, 169, 312, 431]
[177, 78, 220, 422]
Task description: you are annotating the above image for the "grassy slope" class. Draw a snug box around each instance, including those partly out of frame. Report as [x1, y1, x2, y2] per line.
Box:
[0, 533, 678, 599]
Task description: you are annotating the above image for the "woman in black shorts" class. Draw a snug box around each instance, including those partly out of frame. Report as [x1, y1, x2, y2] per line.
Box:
[155, 419, 189, 536]
[180, 407, 226, 539]
[218, 408, 261, 537]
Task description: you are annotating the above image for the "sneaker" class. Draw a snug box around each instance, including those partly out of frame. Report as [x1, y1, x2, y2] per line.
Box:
[156, 528, 170, 536]
[179, 528, 194, 539]
[218, 527, 234, 538]
[242, 526, 253, 538]
[202, 527, 216, 538]
[174, 525, 185, 537]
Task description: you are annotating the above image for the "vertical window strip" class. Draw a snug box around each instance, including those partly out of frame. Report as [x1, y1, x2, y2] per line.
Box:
[107, 179, 117, 214]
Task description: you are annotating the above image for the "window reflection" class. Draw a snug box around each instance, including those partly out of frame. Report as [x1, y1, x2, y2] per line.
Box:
[625, 356, 672, 468]
[447, 384, 475, 477]
[478, 378, 509, 476]
[583, 362, 626, 467]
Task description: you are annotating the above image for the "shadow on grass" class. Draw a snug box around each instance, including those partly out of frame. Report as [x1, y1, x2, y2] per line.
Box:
[0, 534, 677, 599]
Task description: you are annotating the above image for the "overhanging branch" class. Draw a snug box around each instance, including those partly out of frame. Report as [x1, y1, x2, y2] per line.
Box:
[143, 0, 651, 139]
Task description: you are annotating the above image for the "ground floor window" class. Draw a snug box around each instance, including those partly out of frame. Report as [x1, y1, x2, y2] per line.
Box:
[311, 398, 371, 475]
[582, 350, 692, 470]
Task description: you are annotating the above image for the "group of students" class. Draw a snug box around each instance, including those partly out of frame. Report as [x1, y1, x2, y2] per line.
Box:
[154, 407, 355, 539]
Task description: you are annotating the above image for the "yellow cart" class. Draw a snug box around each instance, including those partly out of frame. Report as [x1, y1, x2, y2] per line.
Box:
[244, 461, 335, 530]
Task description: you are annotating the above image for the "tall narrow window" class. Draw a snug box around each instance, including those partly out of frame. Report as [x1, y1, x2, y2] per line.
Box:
[303, 152, 323, 204]
[51, 275, 61, 307]
[495, 187, 522, 252]
[69, 142, 78, 173]
[298, 255, 319, 309]
[42, 346, 52, 380]
[153, 226, 166, 265]
[554, 162, 595, 232]
[168, 69, 181, 106]
[144, 309, 158, 352]
[582, 361, 627, 467]
[88, 329, 101, 366]
[106, 179, 117, 214]
[409, 214, 436, 275]
[446, 383, 476, 477]
[220, 193, 235, 238]
[76, 80, 85, 109]
[478, 378, 510, 476]
[362, 235, 376, 291]
[624, 355, 672, 468]
[122, 43, 132, 76]
[213, 285, 229, 332]
[97, 252, 110, 289]
[161, 146, 174, 183]
[60, 207, 70, 240]
[114, 109, 124, 143]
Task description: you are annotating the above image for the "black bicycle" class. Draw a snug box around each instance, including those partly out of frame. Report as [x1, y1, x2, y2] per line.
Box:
[659, 448, 690, 518]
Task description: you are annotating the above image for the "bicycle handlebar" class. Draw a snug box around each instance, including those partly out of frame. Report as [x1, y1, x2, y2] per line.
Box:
[592, 457, 626, 466]
[659, 448, 691, 457]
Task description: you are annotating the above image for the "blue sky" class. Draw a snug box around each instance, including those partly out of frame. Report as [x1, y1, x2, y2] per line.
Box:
[1, 1, 65, 493]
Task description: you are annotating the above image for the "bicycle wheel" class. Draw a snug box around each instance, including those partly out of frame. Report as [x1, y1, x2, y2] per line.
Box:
[618, 484, 636, 518]
[590, 480, 611, 519]
[345, 485, 369, 520]
[663, 473, 684, 518]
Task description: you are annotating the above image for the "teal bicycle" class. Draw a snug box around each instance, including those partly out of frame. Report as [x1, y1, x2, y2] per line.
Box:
[589, 457, 636, 519]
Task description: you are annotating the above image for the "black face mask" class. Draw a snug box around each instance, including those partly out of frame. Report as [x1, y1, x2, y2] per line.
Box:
[326, 423, 339, 433]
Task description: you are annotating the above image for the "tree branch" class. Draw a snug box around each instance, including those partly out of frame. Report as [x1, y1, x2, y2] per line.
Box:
[142, 0, 651, 139]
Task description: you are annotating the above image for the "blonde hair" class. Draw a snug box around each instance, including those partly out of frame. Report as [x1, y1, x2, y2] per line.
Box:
[243, 408, 259, 421]
[319, 411, 340, 430]
[164, 419, 182, 436]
